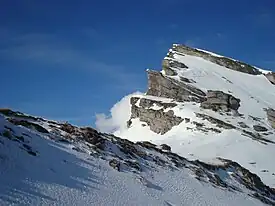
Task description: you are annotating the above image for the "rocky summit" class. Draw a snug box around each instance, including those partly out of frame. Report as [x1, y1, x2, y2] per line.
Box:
[1, 44, 275, 206]
[121, 44, 275, 199]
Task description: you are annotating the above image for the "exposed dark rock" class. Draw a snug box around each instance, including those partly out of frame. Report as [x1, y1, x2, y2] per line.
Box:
[160, 144, 171, 151]
[124, 160, 141, 171]
[201, 90, 240, 112]
[180, 76, 196, 83]
[162, 59, 188, 76]
[27, 151, 37, 156]
[267, 108, 275, 129]
[136, 141, 157, 150]
[133, 97, 177, 109]
[8, 119, 49, 133]
[249, 115, 262, 122]
[146, 70, 206, 103]
[81, 127, 105, 149]
[127, 119, 132, 128]
[238, 122, 249, 128]
[60, 123, 76, 134]
[253, 125, 268, 132]
[184, 118, 190, 123]
[109, 159, 120, 171]
[2, 130, 12, 139]
[195, 113, 236, 129]
[172, 44, 261, 75]
[241, 130, 275, 144]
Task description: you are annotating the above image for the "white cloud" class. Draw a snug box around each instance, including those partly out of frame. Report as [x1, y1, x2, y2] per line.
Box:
[95, 91, 142, 133]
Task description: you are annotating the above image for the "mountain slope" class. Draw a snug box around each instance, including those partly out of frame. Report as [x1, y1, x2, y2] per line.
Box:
[115, 44, 275, 190]
[1, 110, 275, 205]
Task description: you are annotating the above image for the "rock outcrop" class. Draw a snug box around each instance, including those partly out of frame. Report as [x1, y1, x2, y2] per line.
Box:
[267, 108, 275, 128]
[201, 90, 240, 112]
[171, 44, 261, 75]
[128, 97, 183, 134]
[146, 70, 206, 103]
[162, 59, 188, 76]
[265, 72, 275, 85]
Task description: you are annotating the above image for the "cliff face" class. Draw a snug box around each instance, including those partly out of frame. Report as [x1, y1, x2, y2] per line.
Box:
[123, 44, 275, 191]
[127, 44, 273, 135]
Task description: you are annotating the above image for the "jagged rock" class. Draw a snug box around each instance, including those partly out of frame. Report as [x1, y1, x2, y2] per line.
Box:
[201, 90, 240, 112]
[162, 59, 188, 76]
[81, 127, 105, 149]
[8, 119, 49, 133]
[160, 144, 171, 151]
[265, 72, 275, 85]
[195, 113, 236, 129]
[267, 108, 275, 128]
[136, 141, 157, 150]
[60, 123, 76, 134]
[131, 97, 177, 109]
[146, 70, 206, 103]
[180, 76, 196, 83]
[172, 44, 261, 75]
[124, 160, 141, 171]
[129, 98, 183, 134]
[185, 118, 190, 123]
[253, 125, 268, 132]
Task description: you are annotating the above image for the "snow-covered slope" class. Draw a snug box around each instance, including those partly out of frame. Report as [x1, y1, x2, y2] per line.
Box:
[113, 44, 275, 190]
[1, 110, 275, 205]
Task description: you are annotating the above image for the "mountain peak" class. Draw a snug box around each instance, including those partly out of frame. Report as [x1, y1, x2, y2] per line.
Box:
[120, 44, 275, 192]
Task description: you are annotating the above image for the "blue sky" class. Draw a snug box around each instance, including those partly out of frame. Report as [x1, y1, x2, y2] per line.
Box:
[1, 0, 274, 126]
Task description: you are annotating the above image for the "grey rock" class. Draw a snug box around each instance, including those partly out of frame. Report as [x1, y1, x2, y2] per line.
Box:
[238, 122, 249, 128]
[162, 59, 178, 76]
[128, 97, 184, 134]
[132, 97, 177, 109]
[266, 108, 275, 128]
[146, 70, 206, 103]
[201, 90, 240, 112]
[265, 72, 275, 85]
[253, 125, 268, 132]
[195, 113, 236, 130]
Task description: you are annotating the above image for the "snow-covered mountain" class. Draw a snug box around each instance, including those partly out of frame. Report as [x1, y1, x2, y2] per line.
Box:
[115, 44, 275, 189]
[1, 44, 275, 205]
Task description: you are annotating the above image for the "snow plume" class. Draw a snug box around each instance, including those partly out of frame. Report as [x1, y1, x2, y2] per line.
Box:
[95, 91, 143, 133]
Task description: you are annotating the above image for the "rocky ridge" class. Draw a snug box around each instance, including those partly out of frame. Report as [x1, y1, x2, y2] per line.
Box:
[127, 44, 275, 136]
[1, 109, 275, 205]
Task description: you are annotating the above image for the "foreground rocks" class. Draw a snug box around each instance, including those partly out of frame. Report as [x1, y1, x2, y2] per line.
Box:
[1, 109, 275, 205]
